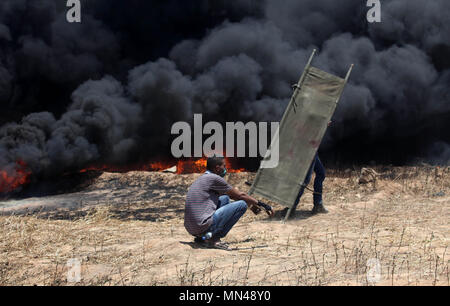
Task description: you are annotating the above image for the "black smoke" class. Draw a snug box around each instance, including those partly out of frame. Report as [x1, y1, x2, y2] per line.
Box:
[1, 0, 449, 189]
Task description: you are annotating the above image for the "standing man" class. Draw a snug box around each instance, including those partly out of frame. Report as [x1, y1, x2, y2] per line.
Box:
[184, 156, 259, 250]
[288, 153, 328, 217]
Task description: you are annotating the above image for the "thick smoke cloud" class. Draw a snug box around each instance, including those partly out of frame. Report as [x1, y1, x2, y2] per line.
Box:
[128, 58, 194, 154]
[265, 0, 366, 48]
[367, 0, 450, 52]
[0, 0, 449, 189]
[0, 0, 253, 124]
[1, 76, 140, 178]
[0, 1, 124, 131]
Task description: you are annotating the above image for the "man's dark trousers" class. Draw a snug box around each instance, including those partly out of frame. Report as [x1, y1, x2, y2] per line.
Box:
[291, 154, 325, 211]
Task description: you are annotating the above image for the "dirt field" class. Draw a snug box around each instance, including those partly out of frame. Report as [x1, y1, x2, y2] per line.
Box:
[0, 166, 449, 286]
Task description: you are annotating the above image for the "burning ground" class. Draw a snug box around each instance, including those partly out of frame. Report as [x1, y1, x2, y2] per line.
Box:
[0, 166, 448, 285]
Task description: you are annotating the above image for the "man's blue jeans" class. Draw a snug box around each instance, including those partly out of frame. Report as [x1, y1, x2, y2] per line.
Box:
[292, 154, 325, 211]
[208, 195, 247, 239]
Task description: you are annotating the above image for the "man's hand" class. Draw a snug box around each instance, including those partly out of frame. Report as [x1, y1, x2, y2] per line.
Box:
[258, 201, 274, 217]
[226, 188, 274, 216]
[250, 205, 262, 215]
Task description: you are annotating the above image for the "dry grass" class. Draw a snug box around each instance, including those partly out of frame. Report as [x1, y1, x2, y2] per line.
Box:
[0, 166, 449, 286]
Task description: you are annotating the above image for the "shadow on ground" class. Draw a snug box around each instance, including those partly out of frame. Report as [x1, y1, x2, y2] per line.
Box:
[108, 204, 184, 222]
[270, 208, 314, 221]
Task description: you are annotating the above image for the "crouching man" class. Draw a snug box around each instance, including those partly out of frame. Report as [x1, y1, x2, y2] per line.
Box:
[184, 156, 259, 250]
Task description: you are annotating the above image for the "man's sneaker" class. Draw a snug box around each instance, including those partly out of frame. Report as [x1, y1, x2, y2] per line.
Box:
[311, 204, 329, 215]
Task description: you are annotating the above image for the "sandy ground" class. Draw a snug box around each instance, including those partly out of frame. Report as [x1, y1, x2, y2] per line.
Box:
[0, 166, 449, 286]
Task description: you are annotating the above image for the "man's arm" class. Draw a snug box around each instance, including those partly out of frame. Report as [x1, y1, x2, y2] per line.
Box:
[226, 187, 258, 207]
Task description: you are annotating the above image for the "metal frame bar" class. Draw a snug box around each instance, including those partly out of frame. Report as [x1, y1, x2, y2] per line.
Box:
[282, 50, 317, 223]
[336, 64, 354, 104]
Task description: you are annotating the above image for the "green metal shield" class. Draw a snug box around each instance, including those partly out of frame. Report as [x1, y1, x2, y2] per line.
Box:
[249, 50, 353, 215]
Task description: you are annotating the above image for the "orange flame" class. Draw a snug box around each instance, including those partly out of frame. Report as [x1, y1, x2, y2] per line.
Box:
[176, 158, 207, 174]
[0, 160, 32, 193]
[226, 158, 246, 173]
[78, 160, 176, 173]
[78, 157, 247, 175]
[79, 157, 246, 174]
[175, 157, 245, 174]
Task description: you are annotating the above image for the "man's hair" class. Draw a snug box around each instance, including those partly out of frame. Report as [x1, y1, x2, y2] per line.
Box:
[206, 156, 224, 171]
